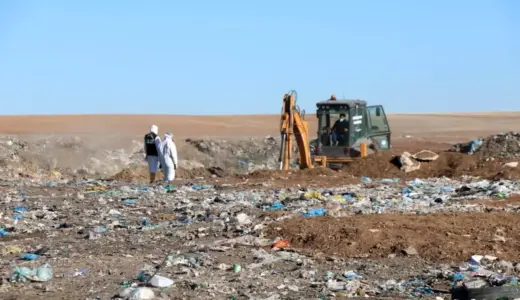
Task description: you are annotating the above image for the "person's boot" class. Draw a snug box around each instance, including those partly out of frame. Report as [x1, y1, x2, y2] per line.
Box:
[150, 173, 156, 184]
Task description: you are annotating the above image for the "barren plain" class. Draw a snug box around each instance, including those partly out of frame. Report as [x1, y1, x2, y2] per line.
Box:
[1, 113, 520, 300]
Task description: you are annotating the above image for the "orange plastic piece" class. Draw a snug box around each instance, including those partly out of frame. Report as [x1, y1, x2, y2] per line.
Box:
[272, 240, 290, 249]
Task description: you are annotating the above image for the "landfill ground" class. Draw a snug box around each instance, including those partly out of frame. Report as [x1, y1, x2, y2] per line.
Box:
[2, 113, 520, 300]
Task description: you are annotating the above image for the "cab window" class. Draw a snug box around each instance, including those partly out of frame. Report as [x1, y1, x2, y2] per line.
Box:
[317, 112, 349, 146]
[367, 106, 389, 132]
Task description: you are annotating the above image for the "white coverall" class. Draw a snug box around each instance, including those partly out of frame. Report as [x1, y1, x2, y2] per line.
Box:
[160, 133, 178, 182]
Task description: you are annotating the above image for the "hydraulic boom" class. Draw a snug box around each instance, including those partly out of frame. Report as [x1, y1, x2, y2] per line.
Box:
[278, 90, 313, 170]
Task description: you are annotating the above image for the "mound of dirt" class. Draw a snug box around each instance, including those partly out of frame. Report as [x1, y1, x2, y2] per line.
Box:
[109, 165, 152, 181]
[342, 150, 520, 180]
[246, 169, 283, 179]
[267, 212, 520, 262]
[299, 167, 339, 176]
[184, 136, 289, 172]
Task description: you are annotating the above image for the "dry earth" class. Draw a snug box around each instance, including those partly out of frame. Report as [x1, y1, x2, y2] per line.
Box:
[2, 112, 520, 141]
[1, 113, 520, 299]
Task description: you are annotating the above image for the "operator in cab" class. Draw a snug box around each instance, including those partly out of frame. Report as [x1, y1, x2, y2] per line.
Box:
[331, 113, 348, 146]
[144, 125, 161, 183]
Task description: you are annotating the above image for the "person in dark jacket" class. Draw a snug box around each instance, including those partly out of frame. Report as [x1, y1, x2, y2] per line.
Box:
[144, 125, 161, 183]
[331, 113, 348, 146]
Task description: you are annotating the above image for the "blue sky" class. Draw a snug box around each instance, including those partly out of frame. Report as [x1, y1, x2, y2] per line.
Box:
[1, 0, 519, 115]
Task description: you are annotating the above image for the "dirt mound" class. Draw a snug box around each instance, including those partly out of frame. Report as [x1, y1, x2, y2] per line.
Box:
[267, 212, 520, 262]
[343, 150, 520, 180]
[299, 167, 339, 176]
[184, 137, 282, 172]
[247, 169, 284, 179]
[109, 165, 151, 181]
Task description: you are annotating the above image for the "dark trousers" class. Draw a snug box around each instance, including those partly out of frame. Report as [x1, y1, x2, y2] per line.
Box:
[336, 134, 347, 146]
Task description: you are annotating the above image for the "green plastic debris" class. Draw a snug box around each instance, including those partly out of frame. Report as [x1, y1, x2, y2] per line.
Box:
[10, 263, 53, 282]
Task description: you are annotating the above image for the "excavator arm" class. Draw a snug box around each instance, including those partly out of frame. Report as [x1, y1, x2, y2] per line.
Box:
[278, 90, 314, 170]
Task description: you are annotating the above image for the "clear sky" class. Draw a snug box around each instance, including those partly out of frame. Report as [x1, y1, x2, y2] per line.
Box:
[1, 0, 519, 115]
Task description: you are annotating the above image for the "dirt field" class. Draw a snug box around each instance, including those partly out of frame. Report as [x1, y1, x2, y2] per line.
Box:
[267, 211, 520, 263]
[1, 113, 520, 299]
[2, 112, 520, 142]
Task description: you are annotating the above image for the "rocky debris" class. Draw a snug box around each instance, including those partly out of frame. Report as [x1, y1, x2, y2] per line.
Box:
[503, 162, 519, 168]
[451, 132, 520, 158]
[411, 150, 439, 161]
[398, 152, 421, 172]
[397, 150, 439, 173]
[402, 246, 418, 256]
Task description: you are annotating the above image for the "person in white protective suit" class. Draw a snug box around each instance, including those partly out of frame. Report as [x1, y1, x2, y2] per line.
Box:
[160, 132, 178, 182]
[143, 125, 161, 183]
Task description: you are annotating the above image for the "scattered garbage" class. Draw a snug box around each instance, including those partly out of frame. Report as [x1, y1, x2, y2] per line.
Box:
[10, 263, 53, 282]
[149, 274, 174, 288]
[119, 287, 155, 300]
[2, 134, 520, 299]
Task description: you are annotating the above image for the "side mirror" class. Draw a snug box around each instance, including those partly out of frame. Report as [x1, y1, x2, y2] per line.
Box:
[376, 107, 381, 117]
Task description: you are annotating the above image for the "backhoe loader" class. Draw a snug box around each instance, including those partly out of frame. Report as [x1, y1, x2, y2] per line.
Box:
[279, 90, 391, 170]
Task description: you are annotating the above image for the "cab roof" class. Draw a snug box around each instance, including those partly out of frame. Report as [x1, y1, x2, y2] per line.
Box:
[316, 99, 367, 107]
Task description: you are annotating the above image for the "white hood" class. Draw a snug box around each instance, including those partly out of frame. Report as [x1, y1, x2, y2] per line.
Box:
[150, 125, 158, 135]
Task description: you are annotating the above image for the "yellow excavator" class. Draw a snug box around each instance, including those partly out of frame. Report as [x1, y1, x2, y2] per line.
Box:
[279, 90, 391, 170]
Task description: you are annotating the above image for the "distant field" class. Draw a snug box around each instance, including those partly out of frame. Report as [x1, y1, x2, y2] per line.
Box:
[0, 113, 519, 143]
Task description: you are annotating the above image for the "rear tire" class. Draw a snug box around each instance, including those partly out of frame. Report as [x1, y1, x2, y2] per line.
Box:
[327, 162, 344, 170]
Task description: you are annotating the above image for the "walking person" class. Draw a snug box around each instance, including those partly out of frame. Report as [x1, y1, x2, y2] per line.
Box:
[160, 132, 178, 183]
[144, 125, 161, 183]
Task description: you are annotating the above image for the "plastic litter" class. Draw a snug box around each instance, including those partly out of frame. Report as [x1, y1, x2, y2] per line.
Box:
[149, 274, 174, 288]
[303, 208, 327, 217]
[10, 263, 53, 282]
[119, 287, 155, 299]
[21, 253, 39, 260]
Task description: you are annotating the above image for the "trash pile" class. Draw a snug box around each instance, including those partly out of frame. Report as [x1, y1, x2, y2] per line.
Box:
[451, 132, 520, 158]
[1, 174, 520, 299]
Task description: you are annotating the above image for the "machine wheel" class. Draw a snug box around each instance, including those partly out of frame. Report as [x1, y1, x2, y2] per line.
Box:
[327, 162, 344, 170]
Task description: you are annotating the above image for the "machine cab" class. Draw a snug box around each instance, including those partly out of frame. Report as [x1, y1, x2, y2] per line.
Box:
[315, 96, 391, 158]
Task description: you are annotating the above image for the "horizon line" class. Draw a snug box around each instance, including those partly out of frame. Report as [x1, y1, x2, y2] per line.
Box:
[0, 111, 519, 117]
